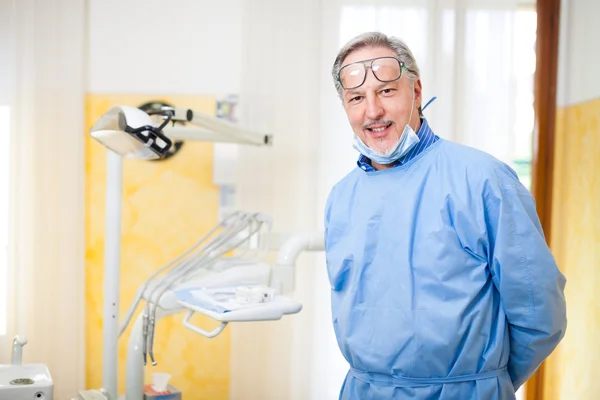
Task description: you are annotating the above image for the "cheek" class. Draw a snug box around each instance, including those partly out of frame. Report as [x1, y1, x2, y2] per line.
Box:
[346, 107, 364, 129]
[385, 103, 408, 123]
[380, 97, 403, 114]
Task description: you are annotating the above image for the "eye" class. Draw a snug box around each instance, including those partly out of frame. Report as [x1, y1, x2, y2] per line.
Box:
[348, 95, 363, 103]
[380, 88, 395, 95]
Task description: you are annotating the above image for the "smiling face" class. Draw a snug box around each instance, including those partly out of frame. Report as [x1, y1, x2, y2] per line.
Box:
[340, 46, 422, 160]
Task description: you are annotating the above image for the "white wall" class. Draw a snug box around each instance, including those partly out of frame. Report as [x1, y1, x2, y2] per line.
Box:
[557, 0, 600, 107]
[88, 0, 244, 96]
[0, 7, 10, 104]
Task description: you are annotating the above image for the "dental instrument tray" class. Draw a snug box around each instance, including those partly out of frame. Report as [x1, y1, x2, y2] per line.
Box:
[171, 285, 302, 338]
[174, 285, 302, 321]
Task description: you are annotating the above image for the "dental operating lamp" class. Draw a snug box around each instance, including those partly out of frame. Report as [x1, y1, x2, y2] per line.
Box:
[89, 104, 272, 399]
[90, 105, 272, 159]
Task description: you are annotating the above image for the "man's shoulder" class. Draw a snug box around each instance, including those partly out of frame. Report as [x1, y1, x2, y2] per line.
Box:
[439, 140, 506, 167]
[328, 167, 362, 197]
[438, 139, 521, 185]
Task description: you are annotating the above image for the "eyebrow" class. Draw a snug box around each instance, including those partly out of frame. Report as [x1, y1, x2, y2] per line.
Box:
[344, 81, 396, 97]
[345, 89, 364, 97]
[374, 82, 393, 91]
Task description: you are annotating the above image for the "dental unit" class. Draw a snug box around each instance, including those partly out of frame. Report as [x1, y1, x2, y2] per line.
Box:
[7, 103, 317, 400]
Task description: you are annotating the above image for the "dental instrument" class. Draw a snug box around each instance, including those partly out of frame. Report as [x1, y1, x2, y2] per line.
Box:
[141, 212, 272, 366]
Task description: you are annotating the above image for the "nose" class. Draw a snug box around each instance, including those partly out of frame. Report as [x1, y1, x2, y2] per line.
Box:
[365, 94, 384, 120]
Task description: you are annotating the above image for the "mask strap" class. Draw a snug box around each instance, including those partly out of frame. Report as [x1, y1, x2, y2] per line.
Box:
[407, 82, 415, 127]
[422, 96, 437, 112]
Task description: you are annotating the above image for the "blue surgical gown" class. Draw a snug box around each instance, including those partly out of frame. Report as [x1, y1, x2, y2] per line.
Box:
[324, 138, 567, 400]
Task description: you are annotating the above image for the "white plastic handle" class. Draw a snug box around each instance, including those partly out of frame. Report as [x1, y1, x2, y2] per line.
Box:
[182, 310, 228, 338]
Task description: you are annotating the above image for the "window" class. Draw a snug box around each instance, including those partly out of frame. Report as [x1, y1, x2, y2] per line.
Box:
[510, 8, 537, 190]
[0, 105, 9, 336]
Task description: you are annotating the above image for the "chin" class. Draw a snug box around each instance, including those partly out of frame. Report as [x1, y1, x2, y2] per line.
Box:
[367, 141, 395, 156]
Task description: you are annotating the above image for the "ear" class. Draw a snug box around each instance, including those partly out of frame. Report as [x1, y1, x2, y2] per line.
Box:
[414, 78, 423, 107]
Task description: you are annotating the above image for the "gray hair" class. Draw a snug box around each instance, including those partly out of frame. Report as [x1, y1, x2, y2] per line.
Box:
[332, 32, 422, 114]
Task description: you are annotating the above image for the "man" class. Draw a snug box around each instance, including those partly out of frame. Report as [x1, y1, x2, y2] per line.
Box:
[324, 32, 567, 400]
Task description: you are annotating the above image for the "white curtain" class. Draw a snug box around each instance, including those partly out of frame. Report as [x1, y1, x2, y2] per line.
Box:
[1, 1, 86, 398]
[235, 0, 523, 399]
[231, 1, 323, 399]
[321, 0, 523, 165]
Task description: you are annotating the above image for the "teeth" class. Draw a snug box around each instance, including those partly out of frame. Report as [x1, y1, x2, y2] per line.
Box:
[371, 127, 386, 133]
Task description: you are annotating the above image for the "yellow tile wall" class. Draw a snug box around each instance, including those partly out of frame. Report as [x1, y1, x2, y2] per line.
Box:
[544, 98, 600, 399]
[85, 94, 229, 399]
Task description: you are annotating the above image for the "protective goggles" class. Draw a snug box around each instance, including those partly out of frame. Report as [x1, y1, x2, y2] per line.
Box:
[338, 56, 406, 90]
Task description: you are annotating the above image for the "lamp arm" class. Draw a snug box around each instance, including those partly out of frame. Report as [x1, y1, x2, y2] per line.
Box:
[162, 107, 272, 146]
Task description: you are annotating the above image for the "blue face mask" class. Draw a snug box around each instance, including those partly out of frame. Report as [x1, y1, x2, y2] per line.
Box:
[352, 123, 419, 165]
[352, 124, 419, 165]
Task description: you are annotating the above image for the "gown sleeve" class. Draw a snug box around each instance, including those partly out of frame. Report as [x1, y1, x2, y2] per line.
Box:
[481, 176, 567, 390]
